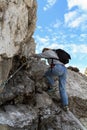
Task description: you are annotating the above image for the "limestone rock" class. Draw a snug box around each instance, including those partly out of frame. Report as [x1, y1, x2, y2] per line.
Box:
[67, 69, 87, 99]
[0, 59, 87, 130]
[0, 0, 37, 83]
[0, 0, 87, 130]
[0, 105, 38, 129]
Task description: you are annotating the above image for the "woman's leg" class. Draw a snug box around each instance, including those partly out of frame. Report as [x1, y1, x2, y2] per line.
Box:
[45, 64, 68, 106]
[59, 73, 68, 106]
[45, 68, 55, 86]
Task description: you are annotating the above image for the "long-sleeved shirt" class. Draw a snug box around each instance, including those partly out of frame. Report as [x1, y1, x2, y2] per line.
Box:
[36, 50, 63, 65]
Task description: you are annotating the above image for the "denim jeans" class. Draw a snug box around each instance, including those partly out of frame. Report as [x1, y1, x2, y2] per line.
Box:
[45, 64, 68, 106]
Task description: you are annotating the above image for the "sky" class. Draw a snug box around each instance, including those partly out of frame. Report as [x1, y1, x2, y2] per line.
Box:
[33, 0, 87, 73]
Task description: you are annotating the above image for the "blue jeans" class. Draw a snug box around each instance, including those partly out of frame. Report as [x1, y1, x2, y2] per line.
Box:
[45, 64, 68, 106]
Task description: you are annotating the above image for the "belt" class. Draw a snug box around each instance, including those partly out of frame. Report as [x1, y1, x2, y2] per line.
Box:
[50, 63, 55, 68]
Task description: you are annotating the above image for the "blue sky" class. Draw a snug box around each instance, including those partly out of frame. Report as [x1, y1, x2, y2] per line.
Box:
[34, 0, 87, 73]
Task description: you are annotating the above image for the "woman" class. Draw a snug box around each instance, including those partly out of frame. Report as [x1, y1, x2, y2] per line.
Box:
[33, 48, 69, 111]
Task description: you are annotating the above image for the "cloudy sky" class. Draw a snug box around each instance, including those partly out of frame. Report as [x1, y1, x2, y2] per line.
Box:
[34, 0, 87, 73]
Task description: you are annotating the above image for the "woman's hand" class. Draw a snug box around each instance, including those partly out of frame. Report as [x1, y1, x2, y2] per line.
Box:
[31, 54, 38, 58]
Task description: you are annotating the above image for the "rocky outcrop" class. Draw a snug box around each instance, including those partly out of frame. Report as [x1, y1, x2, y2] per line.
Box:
[0, 0, 87, 130]
[0, 0, 37, 83]
[0, 58, 87, 130]
[68, 66, 80, 72]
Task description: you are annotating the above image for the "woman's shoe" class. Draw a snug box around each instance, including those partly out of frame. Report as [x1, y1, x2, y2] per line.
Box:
[63, 105, 69, 111]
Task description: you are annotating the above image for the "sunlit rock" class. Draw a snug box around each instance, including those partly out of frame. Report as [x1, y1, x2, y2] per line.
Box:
[0, 0, 37, 83]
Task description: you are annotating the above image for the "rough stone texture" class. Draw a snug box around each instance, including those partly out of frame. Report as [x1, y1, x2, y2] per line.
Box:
[0, 0, 87, 130]
[67, 70, 87, 99]
[0, 58, 87, 130]
[0, 0, 37, 83]
[0, 58, 12, 84]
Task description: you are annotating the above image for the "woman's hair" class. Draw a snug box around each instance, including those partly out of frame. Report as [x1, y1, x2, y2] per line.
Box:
[42, 48, 50, 52]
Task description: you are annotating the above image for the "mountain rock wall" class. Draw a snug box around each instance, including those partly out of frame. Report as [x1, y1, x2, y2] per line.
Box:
[0, 58, 87, 130]
[0, 0, 87, 130]
[0, 0, 37, 83]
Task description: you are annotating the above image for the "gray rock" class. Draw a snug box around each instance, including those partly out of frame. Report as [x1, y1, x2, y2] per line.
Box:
[0, 0, 37, 83]
[0, 0, 87, 130]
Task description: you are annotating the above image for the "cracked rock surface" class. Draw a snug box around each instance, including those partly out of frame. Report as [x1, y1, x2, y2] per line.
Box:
[0, 0, 87, 130]
[0, 58, 87, 130]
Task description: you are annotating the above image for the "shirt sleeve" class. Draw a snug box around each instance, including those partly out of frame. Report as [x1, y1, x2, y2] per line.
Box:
[36, 50, 59, 59]
[36, 52, 49, 58]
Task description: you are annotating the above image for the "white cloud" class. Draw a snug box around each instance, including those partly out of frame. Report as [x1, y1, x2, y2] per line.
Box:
[67, 0, 87, 10]
[64, 11, 77, 23]
[70, 15, 86, 28]
[35, 34, 87, 54]
[34, 35, 50, 52]
[35, 35, 49, 44]
[78, 44, 87, 53]
[43, 0, 57, 11]
[65, 13, 87, 28]
[47, 43, 65, 49]
[65, 0, 87, 28]
[68, 44, 87, 55]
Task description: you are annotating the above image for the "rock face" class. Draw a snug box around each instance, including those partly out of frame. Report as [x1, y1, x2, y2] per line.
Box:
[0, 58, 87, 130]
[0, 0, 36, 83]
[0, 0, 87, 130]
